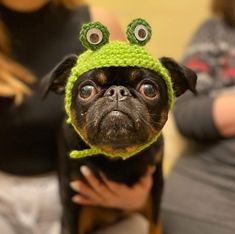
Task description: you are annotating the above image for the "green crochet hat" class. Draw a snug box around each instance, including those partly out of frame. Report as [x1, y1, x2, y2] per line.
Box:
[65, 18, 174, 160]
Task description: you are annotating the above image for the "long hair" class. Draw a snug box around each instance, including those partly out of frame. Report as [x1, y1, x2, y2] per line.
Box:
[0, 0, 82, 104]
[211, 0, 224, 15]
[211, 0, 235, 25]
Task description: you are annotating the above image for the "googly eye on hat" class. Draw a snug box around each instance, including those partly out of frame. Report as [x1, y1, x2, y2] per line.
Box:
[79, 21, 110, 50]
[126, 18, 152, 45]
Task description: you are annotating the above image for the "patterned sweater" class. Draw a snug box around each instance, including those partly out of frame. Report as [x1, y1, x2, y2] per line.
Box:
[162, 18, 235, 230]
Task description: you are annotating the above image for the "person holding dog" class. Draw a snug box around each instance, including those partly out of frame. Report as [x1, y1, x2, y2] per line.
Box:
[162, 0, 235, 233]
[0, 0, 154, 233]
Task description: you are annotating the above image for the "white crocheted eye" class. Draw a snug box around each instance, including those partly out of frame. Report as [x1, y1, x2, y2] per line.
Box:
[134, 25, 148, 41]
[86, 28, 103, 45]
[127, 19, 152, 46]
[80, 22, 109, 50]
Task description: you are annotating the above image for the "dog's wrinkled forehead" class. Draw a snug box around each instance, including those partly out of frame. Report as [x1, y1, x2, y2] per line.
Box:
[76, 66, 164, 87]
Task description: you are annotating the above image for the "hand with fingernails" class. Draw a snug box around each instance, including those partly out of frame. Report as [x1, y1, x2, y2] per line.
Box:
[70, 166, 155, 211]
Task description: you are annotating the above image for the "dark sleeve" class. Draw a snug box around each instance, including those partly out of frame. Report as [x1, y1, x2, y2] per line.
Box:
[0, 97, 14, 113]
[174, 92, 221, 141]
[173, 19, 222, 141]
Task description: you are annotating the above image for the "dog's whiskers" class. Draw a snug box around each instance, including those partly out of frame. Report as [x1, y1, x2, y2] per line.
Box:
[83, 120, 96, 129]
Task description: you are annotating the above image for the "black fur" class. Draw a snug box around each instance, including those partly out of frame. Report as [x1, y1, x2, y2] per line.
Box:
[43, 56, 197, 234]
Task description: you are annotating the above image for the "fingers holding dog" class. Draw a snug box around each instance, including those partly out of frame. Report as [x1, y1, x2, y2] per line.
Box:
[70, 165, 155, 211]
[70, 166, 116, 206]
[80, 166, 116, 200]
[70, 180, 103, 205]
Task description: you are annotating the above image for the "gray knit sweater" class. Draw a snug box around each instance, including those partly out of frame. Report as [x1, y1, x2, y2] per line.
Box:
[162, 17, 235, 231]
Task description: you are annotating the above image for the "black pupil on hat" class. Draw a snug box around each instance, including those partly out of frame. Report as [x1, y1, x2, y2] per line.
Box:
[138, 28, 146, 39]
[90, 33, 100, 44]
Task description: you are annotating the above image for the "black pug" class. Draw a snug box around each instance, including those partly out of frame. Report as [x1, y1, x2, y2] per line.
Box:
[43, 19, 197, 234]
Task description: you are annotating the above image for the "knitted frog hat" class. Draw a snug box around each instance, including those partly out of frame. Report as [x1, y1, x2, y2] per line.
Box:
[65, 18, 174, 160]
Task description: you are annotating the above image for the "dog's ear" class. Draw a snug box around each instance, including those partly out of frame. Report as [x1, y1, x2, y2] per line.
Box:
[41, 54, 77, 97]
[160, 57, 197, 97]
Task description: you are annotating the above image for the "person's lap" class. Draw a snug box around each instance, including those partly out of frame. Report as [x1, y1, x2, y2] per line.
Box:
[162, 210, 234, 234]
[0, 170, 150, 234]
[93, 214, 149, 234]
[161, 156, 235, 234]
[0, 215, 15, 234]
[0, 170, 62, 234]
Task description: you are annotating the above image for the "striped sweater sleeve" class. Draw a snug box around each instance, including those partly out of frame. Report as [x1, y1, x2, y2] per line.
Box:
[173, 18, 223, 141]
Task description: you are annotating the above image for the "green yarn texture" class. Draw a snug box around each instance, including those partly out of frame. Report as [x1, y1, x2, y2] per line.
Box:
[70, 131, 163, 160]
[126, 18, 152, 46]
[79, 22, 110, 51]
[65, 19, 175, 160]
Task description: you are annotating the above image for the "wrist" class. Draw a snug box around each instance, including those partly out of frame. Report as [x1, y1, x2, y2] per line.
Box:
[213, 94, 235, 137]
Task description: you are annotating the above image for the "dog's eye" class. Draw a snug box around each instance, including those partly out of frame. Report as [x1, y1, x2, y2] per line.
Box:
[139, 83, 159, 99]
[79, 85, 97, 100]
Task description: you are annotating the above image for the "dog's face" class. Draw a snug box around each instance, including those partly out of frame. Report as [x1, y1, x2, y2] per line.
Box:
[69, 66, 168, 153]
[43, 56, 197, 155]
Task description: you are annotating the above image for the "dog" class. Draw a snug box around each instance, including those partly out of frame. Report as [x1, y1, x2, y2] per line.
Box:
[43, 19, 197, 234]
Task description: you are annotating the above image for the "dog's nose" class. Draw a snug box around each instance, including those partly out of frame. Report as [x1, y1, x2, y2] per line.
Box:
[104, 86, 131, 101]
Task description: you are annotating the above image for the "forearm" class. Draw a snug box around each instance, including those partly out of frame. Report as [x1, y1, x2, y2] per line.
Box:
[213, 94, 235, 137]
[174, 92, 221, 141]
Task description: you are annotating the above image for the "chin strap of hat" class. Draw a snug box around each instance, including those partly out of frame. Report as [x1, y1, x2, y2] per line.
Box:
[69, 129, 163, 160]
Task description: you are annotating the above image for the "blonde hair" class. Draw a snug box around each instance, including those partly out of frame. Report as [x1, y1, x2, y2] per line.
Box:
[0, 0, 83, 104]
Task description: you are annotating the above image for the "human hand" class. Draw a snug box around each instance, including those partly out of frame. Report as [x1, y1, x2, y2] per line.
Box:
[70, 166, 155, 211]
